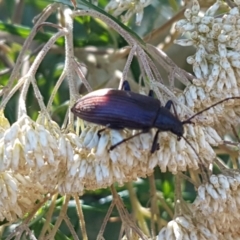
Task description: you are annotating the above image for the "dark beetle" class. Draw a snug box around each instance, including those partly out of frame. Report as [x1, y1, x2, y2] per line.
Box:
[71, 80, 240, 153]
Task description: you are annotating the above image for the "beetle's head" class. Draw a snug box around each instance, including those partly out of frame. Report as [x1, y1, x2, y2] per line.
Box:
[172, 119, 194, 140]
[171, 124, 184, 140]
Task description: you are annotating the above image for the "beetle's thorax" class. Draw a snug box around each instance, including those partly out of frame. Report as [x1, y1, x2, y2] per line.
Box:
[154, 107, 184, 137]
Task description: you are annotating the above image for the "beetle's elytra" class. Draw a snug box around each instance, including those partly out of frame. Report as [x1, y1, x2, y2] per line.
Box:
[72, 88, 161, 129]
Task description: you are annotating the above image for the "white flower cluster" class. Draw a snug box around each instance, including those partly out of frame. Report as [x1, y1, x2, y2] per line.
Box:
[158, 172, 240, 239]
[105, 0, 152, 25]
[59, 126, 154, 193]
[0, 112, 46, 221]
[192, 173, 240, 239]
[158, 215, 217, 240]
[1, 114, 67, 188]
[0, 172, 45, 221]
[153, 125, 221, 173]
[59, 122, 220, 189]
[170, 2, 240, 238]
[175, 0, 240, 134]
[0, 110, 87, 197]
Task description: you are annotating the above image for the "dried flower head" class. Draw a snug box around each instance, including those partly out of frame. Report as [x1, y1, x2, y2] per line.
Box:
[0, 171, 45, 222]
[1, 114, 67, 191]
[175, 0, 240, 134]
[59, 126, 155, 193]
[192, 172, 240, 238]
[105, 0, 152, 25]
[158, 214, 218, 240]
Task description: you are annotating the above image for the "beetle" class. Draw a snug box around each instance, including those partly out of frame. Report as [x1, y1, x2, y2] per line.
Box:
[71, 80, 240, 153]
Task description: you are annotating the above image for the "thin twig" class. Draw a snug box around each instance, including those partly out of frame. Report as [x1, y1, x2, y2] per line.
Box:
[25, 193, 57, 224]
[17, 76, 30, 117]
[3, 3, 59, 100]
[64, 8, 79, 130]
[15, 224, 31, 240]
[119, 45, 137, 89]
[214, 157, 229, 172]
[28, 30, 67, 77]
[30, 76, 51, 121]
[73, 59, 92, 92]
[62, 108, 70, 130]
[148, 175, 161, 237]
[174, 173, 182, 217]
[137, 46, 155, 83]
[12, 0, 25, 24]
[17, 30, 67, 118]
[64, 8, 78, 99]
[126, 182, 150, 236]
[145, 54, 164, 84]
[223, 140, 240, 147]
[64, 216, 80, 240]
[144, 54, 166, 103]
[0, 76, 26, 109]
[137, 53, 149, 87]
[0, 45, 14, 69]
[156, 193, 174, 219]
[39, 193, 58, 240]
[36, 22, 64, 31]
[146, 44, 194, 85]
[231, 124, 240, 142]
[47, 195, 70, 240]
[189, 169, 202, 188]
[152, 81, 194, 116]
[5, 193, 54, 240]
[22, 225, 37, 240]
[97, 200, 116, 240]
[47, 69, 67, 112]
[110, 185, 148, 240]
[178, 172, 197, 186]
[74, 194, 88, 240]
[118, 224, 125, 240]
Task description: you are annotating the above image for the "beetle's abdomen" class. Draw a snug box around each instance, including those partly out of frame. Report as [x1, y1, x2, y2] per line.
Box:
[71, 89, 160, 129]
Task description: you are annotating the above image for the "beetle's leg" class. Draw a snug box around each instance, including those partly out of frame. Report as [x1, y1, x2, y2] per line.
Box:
[109, 129, 149, 151]
[165, 100, 173, 110]
[148, 90, 154, 97]
[97, 128, 107, 137]
[121, 80, 131, 91]
[122, 81, 154, 97]
[151, 130, 160, 153]
[165, 100, 179, 120]
[98, 124, 124, 137]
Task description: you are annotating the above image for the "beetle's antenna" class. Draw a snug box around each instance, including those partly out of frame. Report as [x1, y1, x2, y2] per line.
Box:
[182, 97, 240, 124]
[182, 135, 209, 180]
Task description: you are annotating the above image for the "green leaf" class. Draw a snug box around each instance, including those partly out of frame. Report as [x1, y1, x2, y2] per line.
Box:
[0, 21, 65, 46]
[0, 19, 111, 47]
[49, 0, 146, 46]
